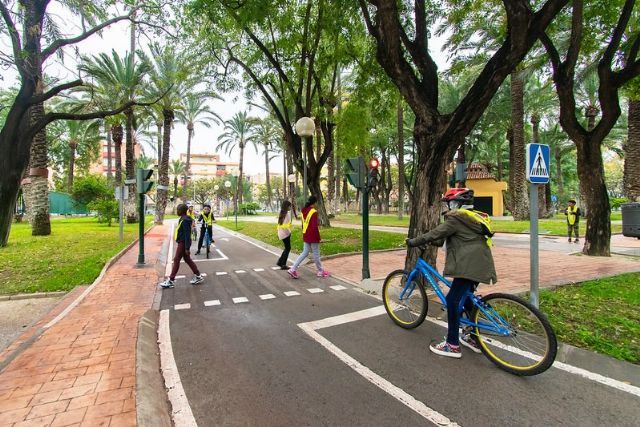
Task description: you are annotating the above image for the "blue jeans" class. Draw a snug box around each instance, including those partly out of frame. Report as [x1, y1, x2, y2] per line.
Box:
[446, 278, 478, 346]
[291, 242, 322, 272]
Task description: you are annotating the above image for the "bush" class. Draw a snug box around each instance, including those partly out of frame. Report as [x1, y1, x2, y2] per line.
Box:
[610, 197, 629, 210]
[72, 175, 112, 205]
[88, 199, 119, 226]
[239, 202, 260, 215]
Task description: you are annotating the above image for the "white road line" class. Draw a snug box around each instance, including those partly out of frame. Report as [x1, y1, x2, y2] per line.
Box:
[235, 270, 246, 274]
[158, 310, 198, 427]
[232, 297, 249, 304]
[253, 268, 265, 272]
[284, 291, 300, 297]
[204, 300, 221, 307]
[216, 272, 228, 276]
[330, 285, 347, 291]
[423, 317, 640, 397]
[298, 307, 459, 427]
[165, 222, 175, 276]
[174, 303, 191, 310]
[259, 294, 276, 300]
[307, 288, 324, 294]
[175, 275, 185, 279]
[271, 266, 282, 270]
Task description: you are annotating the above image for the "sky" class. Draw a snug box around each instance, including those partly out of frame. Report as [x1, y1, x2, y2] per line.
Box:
[1, 5, 449, 176]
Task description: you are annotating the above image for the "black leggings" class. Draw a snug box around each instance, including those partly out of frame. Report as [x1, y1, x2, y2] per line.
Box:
[446, 278, 478, 346]
[198, 225, 213, 250]
[277, 236, 291, 266]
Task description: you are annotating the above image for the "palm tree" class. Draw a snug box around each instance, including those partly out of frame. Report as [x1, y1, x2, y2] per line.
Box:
[250, 116, 281, 210]
[62, 120, 102, 192]
[141, 43, 189, 224]
[169, 160, 186, 202]
[176, 92, 221, 201]
[80, 50, 150, 222]
[216, 111, 256, 206]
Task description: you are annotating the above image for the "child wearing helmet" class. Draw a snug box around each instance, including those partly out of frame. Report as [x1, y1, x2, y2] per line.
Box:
[406, 188, 497, 358]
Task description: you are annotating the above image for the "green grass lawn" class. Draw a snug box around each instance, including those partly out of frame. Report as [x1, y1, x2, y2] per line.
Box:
[538, 273, 640, 364]
[333, 213, 623, 235]
[0, 216, 153, 295]
[216, 219, 406, 256]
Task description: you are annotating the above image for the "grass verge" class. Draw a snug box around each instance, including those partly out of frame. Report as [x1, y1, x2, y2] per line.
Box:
[538, 272, 640, 364]
[216, 219, 406, 256]
[0, 216, 153, 295]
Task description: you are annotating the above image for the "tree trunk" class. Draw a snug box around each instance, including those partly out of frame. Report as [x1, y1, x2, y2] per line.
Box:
[576, 139, 610, 256]
[26, 97, 51, 236]
[112, 124, 124, 186]
[238, 142, 245, 207]
[155, 109, 174, 224]
[382, 147, 391, 214]
[182, 124, 193, 202]
[106, 124, 113, 181]
[327, 143, 335, 215]
[496, 141, 504, 182]
[397, 97, 405, 220]
[156, 120, 162, 162]
[124, 108, 138, 223]
[554, 144, 564, 197]
[265, 146, 272, 210]
[510, 71, 529, 220]
[67, 141, 77, 193]
[174, 176, 178, 200]
[624, 99, 640, 201]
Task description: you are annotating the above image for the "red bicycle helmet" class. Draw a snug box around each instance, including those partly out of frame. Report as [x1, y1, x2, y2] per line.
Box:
[442, 188, 474, 208]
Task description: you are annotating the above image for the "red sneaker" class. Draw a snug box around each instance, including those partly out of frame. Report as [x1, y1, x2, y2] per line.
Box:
[287, 269, 299, 279]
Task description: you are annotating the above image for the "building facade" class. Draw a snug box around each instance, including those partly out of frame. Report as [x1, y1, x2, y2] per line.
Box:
[180, 153, 239, 180]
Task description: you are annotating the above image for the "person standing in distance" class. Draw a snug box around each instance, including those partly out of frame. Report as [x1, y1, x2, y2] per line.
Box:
[195, 204, 215, 255]
[564, 198, 581, 243]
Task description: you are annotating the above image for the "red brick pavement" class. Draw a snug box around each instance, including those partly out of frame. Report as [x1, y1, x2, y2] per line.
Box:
[323, 246, 640, 294]
[0, 225, 166, 427]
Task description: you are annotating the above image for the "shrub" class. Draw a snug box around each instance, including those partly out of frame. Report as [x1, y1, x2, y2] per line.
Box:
[88, 199, 119, 226]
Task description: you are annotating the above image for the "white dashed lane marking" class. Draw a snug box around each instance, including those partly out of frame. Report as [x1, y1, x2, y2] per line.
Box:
[175, 303, 191, 310]
[216, 272, 228, 276]
[284, 291, 300, 297]
[232, 297, 249, 304]
[253, 268, 265, 272]
[330, 285, 347, 291]
[259, 294, 276, 300]
[204, 300, 221, 306]
[307, 288, 324, 294]
[235, 270, 246, 274]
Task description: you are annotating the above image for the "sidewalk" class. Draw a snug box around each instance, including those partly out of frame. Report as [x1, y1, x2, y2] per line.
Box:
[0, 225, 166, 427]
[323, 244, 640, 294]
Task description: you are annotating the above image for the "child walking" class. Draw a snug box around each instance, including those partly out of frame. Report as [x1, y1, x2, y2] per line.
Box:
[288, 196, 330, 279]
[276, 200, 294, 269]
[160, 203, 205, 288]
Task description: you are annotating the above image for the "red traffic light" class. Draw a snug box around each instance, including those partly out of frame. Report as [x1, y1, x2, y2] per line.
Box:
[369, 158, 379, 169]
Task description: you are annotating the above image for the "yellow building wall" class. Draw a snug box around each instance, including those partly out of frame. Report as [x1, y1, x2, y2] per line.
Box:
[467, 179, 508, 216]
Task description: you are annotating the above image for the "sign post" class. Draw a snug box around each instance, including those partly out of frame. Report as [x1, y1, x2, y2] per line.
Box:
[526, 143, 550, 308]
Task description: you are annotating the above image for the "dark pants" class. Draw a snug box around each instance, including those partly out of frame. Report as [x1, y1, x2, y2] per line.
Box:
[568, 223, 579, 240]
[446, 278, 478, 346]
[170, 241, 200, 280]
[198, 225, 213, 251]
[277, 236, 291, 266]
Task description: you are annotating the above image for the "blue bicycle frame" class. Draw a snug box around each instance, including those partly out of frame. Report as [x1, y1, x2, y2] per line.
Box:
[401, 258, 512, 337]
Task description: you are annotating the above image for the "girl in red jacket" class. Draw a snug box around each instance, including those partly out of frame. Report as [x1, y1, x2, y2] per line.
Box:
[288, 196, 330, 279]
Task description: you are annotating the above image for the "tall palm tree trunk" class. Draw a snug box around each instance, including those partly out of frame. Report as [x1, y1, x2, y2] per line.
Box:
[509, 70, 529, 220]
[156, 120, 162, 162]
[25, 101, 50, 235]
[624, 99, 640, 201]
[112, 124, 124, 186]
[124, 108, 138, 222]
[106, 124, 113, 181]
[67, 141, 77, 193]
[182, 124, 193, 202]
[264, 146, 272, 210]
[237, 143, 245, 207]
[155, 109, 174, 224]
[554, 144, 564, 197]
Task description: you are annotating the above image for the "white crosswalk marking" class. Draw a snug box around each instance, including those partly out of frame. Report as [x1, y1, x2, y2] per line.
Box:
[204, 300, 221, 307]
[232, 297, 249, 304]
[271, 266, 281, 270]
[307, 288, 324, 294]
[284, 291, 300, 297]
[253, 268, 265, 272]
[330, 285, 347, 291]
[216, 272, 228, 276]
[174, 303, 191, 310]
[259, 294, 276, 300]
[235, 270, 246, 274]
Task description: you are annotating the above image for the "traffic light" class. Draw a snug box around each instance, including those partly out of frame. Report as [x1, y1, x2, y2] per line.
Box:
[136, 168, 154, 194]
[345, 157, 365, 189]
[368, 158, 380, 189]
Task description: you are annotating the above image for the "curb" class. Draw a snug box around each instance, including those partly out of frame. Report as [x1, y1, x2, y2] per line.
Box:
[0, 291, 66, 301]
[136, 310, 172, 427]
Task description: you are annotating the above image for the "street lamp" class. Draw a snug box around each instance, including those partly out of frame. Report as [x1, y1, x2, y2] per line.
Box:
[295, 117, 314, 200]
[231, 168, 240, 229]
[224, 180, 231, 220]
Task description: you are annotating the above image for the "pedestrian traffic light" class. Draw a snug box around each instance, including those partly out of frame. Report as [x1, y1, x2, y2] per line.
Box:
[136, 168, 154, 194]
[345, 156, 365, 189]
[368, 158, 380, 189]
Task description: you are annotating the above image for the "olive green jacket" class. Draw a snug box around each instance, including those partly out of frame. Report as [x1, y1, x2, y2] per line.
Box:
[407, 210, 498, 284]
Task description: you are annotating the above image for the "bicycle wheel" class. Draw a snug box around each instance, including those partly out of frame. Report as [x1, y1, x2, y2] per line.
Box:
[472, 293, 557, 376]
[382, 270, 428, 329]
[205, 233, 210, 259]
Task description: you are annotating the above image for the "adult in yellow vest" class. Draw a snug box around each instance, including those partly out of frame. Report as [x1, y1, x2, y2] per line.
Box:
[564, 199, 581, 243]
[276, 200, 295, 269]
[287, 196, 331, 279]
[195, 204, 216, 255]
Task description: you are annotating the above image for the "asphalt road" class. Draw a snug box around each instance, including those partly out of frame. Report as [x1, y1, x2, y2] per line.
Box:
[159, 225, 640, 427]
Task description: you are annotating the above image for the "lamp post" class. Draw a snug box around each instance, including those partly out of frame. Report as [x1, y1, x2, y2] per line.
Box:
[295, 117, 315, 201]
[224, 180, 231, 220]
[231, 168, 240, 229]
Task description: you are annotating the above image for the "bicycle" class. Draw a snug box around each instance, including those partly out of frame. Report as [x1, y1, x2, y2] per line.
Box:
[382, 251, 557, 376]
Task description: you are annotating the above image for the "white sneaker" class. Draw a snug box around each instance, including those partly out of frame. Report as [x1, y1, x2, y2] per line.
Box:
[160, 279, 174, 289]
[460, 332, 481, 354]
[190, 275, 204, 285]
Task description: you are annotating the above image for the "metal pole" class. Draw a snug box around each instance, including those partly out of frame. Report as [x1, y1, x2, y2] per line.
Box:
[362, 183, 370, 280]
[137, 193, 145, 265]
[303, 136, 308, 200]
[118, 186, 124, 242]
[529, 182, 539, 308]
[234, 176, 238, 229]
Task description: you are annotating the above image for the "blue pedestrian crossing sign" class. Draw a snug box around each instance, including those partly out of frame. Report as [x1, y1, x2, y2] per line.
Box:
[526, 143, 550, 184]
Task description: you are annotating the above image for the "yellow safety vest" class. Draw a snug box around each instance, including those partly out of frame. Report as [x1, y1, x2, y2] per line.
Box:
[567, 206, 578, 225]
[188, 211, 195, 220]
[202, 212, 213, 226]
[174, 219, 183, 241]
[301, 208, 317, 234]
[458, 208, 494, 248]
[277, 221, 292, 231]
